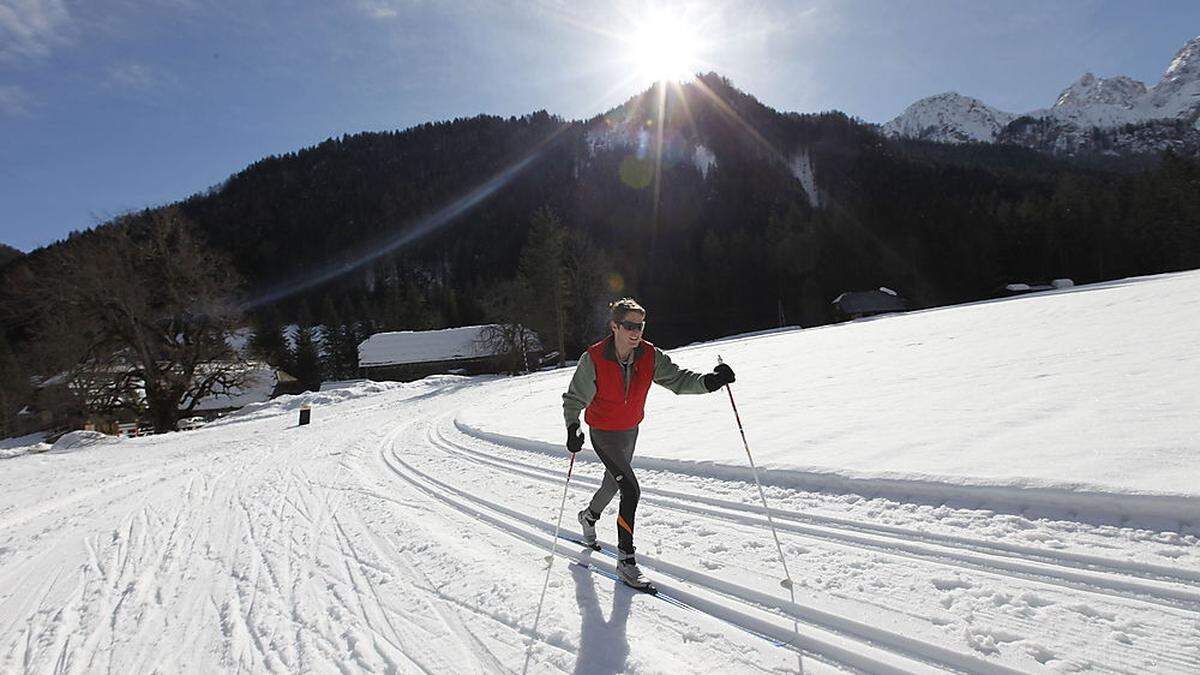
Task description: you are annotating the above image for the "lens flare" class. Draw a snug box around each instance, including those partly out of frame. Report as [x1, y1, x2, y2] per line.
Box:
[607, 273, 625, 293]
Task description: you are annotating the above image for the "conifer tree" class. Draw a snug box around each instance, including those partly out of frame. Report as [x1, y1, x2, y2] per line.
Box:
[291, 322, 323, 391]
[249, 310, 289, 368]
[516, 206, 570, 365]
[0, 333, 30, 438]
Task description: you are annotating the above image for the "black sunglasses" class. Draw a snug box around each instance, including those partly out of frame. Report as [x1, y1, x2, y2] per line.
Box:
[615, 319, 646, 331]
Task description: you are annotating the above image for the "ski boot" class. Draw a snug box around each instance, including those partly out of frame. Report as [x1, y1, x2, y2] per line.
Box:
[577, 508, 599, 547]
[617, 553, 656, 593]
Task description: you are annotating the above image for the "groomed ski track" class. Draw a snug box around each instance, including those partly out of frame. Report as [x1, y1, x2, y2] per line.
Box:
[382, 424, 990, 674]
[2, 376, 1198, 673]
[395, 398, 1200, 673]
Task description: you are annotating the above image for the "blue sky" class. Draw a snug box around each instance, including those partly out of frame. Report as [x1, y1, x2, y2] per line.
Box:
[2, 0, 1198, 252]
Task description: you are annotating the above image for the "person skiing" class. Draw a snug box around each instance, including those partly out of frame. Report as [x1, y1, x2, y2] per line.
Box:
[562, 298, 736, 590]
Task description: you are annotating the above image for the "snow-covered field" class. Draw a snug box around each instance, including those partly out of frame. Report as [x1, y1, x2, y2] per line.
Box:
[2, 271, 1199, 673]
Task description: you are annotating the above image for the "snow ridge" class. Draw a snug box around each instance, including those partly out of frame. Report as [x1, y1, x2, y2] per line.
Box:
[1053, 73, 1146, 109]
[881, 92, 1015, 144]
[883, 34, 1200, 153]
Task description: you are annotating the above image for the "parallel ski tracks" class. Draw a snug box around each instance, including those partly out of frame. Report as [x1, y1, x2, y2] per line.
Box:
[428, 417, 1200, 616]
[381, 423, 1036, 675]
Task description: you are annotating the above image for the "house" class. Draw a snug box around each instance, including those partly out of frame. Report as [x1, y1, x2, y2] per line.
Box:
[358, 324, 542, 382]
[996, 278, 1075, 297]
[21, 361, 292, 436]
[271, 369, 306, 398]
[832, 287, 910, 320]
[190, 363, 288, 416]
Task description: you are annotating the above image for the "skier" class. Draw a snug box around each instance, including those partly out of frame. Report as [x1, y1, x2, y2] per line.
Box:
[562, 298, 736, 590]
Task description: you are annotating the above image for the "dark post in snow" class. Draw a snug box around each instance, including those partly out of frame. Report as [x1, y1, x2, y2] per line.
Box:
[299, 404, 312, 426]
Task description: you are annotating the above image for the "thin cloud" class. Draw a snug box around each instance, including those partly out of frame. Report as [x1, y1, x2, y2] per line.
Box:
[106, 62, 172, 91]
[355, 0, 402, 20]
[0, 0, 72, 63]
[0, 84, 35, 116]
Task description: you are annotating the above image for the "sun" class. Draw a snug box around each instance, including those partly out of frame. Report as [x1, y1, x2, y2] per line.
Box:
[628, 10, 702, 83]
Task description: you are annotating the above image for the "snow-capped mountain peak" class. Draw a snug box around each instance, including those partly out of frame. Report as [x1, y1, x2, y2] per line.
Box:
[880, 92, 1015, 144]
[1145, 35, 1200, 121]
[1053, 72, 1146, 109]
[884, 34, 1200, 155]
[1163, 35, 1200, 81]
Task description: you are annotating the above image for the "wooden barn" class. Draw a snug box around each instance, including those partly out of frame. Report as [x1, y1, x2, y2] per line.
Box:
[358, 325, 541, 382]
[831, 288, 910, 320]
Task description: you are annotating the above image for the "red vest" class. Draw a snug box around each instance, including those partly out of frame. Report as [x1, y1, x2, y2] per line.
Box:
[584, 337, 657, 431]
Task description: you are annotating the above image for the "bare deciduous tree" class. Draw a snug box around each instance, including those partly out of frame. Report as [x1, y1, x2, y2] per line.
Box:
[27, 208, 250, 433]
[474, 319, 540, 375]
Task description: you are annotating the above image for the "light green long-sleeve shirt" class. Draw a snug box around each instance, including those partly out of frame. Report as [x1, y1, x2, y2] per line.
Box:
[562, 341, 710, 428]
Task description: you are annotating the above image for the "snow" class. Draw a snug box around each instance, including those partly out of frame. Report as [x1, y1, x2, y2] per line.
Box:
[192, 363, 278, 411]
[1146, 36, 1200, 120]
[880, 92, 1016, 143]
[0, 431, 49, 459]
[468, 270, 1200, 519]
[1054, 73, 1147, 110]
[884, 35, 1200, 150]
[225, 326, 253, 354]
[50, 430, 121, 453]
[2, 270, 1199, 673]
[358, 324, 522, 367]
[692, 144, 716, 179]
[789, 150, 821, 208]
[320, 378, 371, 391]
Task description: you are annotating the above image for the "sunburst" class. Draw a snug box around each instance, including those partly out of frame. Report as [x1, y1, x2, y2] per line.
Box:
[627, 9, 702, 84]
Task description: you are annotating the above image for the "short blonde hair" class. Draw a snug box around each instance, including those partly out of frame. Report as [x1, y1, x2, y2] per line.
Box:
[609, 298, 645, 323]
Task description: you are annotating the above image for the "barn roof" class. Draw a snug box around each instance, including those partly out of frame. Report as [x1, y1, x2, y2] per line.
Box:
[358, 324, 537, 368]
[832, 289, 909, 314]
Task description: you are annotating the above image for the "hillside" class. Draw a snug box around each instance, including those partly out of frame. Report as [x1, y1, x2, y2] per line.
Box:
[467, 269, 1200, 513]
[0, 243, 21, 269]
[4, 74, 1200, 361]
[2, 270, 1197, 672]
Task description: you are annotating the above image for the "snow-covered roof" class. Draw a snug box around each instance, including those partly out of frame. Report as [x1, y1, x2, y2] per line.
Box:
[192, 364, 278, 412]
[832, 290, 909, 314]
[358, 325, 536, 368]
[1003, 279, 1074, 294]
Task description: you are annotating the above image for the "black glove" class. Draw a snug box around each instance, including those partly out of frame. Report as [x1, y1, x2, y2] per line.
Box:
[703, 363, 736, 392]
[566, 423, 585, 454]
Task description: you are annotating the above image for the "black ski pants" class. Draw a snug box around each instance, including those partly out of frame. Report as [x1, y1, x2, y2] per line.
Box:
[587, 426, 640, 554]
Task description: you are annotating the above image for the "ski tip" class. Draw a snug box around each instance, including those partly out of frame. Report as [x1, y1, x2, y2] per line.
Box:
[566, 537, 601, 551]
[622, 580, 657, 594]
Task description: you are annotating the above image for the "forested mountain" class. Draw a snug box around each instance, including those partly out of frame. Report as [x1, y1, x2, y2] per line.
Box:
[4, 74, 1200, 373]
[0, 244, 21, 269]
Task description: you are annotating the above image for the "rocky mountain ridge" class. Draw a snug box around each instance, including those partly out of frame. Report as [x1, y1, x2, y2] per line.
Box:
[882, 35, 1200, 157]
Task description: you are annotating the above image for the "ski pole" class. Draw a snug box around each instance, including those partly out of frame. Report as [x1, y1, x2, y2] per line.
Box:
[716, 360, 805, 675]
[524, 451, 576, 674]
[718, 355, 796, 591]
[544, 451, 576, 564]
